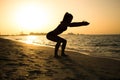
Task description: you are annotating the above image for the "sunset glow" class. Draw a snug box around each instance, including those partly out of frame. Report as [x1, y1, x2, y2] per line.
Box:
[14, 3, 52, 32]
[0, 0, 120, 35]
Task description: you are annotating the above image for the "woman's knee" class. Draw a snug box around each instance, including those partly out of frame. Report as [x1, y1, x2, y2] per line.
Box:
[55, 42, 61, 48]
[62, 39, 67, 44]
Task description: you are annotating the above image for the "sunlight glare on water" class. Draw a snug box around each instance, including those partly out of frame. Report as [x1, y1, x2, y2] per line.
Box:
[24, 35, 50, 46]
[25, 36, 38, 44]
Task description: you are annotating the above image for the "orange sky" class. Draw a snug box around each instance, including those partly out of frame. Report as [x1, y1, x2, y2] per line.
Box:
[0, 0, 120, 35]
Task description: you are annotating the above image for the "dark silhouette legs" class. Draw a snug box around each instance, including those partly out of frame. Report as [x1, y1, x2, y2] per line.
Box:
[54, 39, 67, 57]
[54, 42, 61, 57]
[61, 39, 67, 56]
[47, 33, 67, 57]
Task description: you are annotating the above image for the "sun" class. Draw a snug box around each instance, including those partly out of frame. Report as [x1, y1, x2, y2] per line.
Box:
[14, 3, 51, 32]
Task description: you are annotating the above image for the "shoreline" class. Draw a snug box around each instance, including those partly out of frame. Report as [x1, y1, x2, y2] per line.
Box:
[6, 37, 120, 61]
[0, 38, 120, 80]
[2, 35, 120, 61]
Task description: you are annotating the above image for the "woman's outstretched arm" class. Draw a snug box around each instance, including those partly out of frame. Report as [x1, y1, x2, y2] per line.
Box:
[69, 21, 89, 27]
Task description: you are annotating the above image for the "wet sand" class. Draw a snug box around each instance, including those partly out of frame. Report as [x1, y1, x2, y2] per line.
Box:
[0, 38, 120, 80]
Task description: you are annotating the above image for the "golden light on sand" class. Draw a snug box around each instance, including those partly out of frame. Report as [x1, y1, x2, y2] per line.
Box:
[14, 3, 51, 31]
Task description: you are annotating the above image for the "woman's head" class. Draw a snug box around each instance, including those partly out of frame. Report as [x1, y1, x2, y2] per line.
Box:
[62, 12, 73, 24]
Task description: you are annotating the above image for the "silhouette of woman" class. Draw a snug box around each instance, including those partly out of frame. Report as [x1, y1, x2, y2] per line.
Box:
[47, 12, 89, 58]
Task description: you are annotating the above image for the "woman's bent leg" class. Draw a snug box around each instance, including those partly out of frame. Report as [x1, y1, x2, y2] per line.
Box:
[55, 42, 61, 57]
[47, 33, 67, 57]
[61, 39, 67, 55]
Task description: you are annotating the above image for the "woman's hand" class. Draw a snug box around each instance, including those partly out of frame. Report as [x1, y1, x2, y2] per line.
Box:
[69, 21, 90, 27]
[81, 21, 90, 26]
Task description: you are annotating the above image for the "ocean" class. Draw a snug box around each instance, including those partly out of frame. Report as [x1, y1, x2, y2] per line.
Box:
[3, 34, 120, 60]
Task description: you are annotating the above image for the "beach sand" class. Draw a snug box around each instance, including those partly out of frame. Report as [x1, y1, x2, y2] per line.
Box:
[0, 38, 120, 80]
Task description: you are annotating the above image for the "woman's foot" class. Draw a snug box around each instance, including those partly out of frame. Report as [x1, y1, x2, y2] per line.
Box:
[54, 55, 60, 58]
[61, 53, 68, 57]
